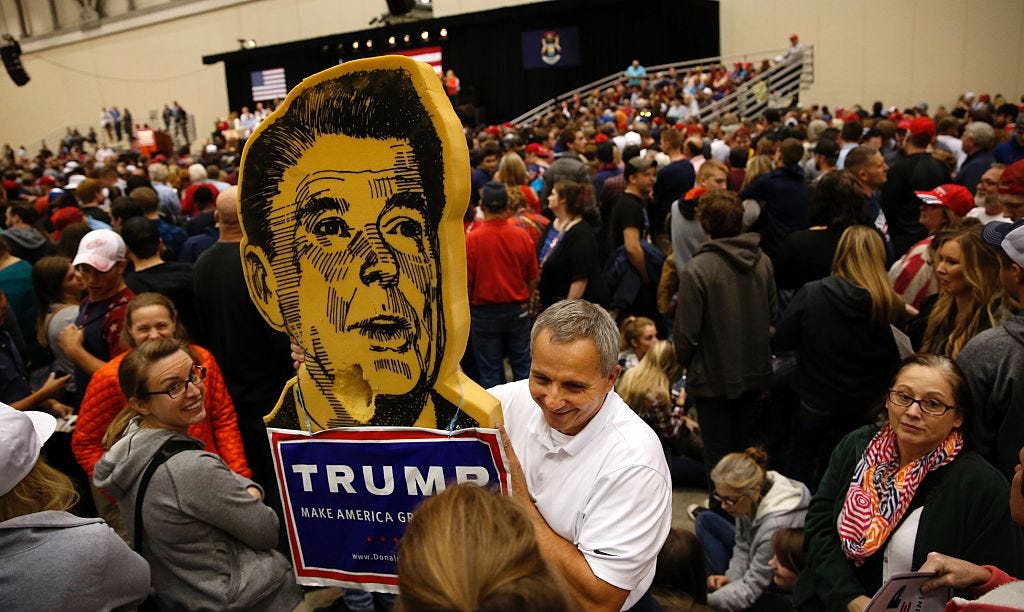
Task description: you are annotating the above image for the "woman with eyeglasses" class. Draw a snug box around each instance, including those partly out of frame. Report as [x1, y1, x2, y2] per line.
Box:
[794, 354, 1023, 612]
[696, 447, 810, 611]
[93, 338, 303, 610]
[71, 292, 249, 537]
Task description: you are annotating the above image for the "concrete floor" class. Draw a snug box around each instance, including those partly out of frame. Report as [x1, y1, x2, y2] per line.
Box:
[671, 487, 709, 533]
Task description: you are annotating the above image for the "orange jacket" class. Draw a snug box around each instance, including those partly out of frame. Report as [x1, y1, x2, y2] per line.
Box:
[72, 344, 251, 478]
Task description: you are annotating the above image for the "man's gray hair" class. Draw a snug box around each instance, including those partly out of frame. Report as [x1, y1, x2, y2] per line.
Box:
[147, 163, 168, 181]
[531, 300, 619, 375]
[963, 121, 995, 150]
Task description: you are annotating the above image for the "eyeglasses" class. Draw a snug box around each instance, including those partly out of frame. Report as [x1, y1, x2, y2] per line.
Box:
[887, 389, 955, 416]
[712, 491, 747, 508]
[143, 364, 206, 399]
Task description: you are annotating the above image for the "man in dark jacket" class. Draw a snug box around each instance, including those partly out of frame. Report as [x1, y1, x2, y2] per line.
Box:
[740, 137, 809, 259]
[120, 216, 198, 335]
[880, 117, 951, 258]
[957, 219, 1024, 481]
[540, 128, 592, 209]
[955, 121, 996, 195]
[674, 190, 777, 476]
[652, 127, 695, 249]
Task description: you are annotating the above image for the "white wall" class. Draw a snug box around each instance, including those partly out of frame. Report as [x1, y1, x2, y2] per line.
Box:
[0, 0, 555, 151]
[0, 0, 391, 151]
[5, 0, 1019, 152]
[719, 0, 1024, 112]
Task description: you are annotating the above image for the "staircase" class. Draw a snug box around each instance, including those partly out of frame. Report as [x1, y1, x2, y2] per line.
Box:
[509, 45, 814, 127]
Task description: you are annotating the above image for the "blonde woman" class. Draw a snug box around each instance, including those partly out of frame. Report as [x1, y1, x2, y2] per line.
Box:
[1, 406, 149, 609]
[696, 448, 809, 611]
[616, 315, 657, 373]
[498, 152, 541, 214]
[776, 225, 909, 487]
[617, 340, 705, 488]
[917, 226, 1005, 358]
[497, 153, 550, 251]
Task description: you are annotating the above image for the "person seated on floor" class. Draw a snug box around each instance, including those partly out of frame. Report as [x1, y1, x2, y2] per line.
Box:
[651, 528, 712, 612]
[697, 448, 810, 611]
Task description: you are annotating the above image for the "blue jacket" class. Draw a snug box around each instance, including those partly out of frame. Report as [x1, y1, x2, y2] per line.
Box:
[740, 164, 809, 258]
[604, 241, 666, 310]
[994, 136, 1024, 165]
[954, 149, 995, 194]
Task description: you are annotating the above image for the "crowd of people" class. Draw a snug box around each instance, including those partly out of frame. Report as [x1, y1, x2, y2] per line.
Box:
[1, 42, 1024, 611]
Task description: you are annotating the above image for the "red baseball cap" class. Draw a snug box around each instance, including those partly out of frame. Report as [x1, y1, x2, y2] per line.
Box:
[909, 117, 936, 139]
[524, 143, 550, 157]
[998, 159, 1024, 196]
[789, 33, 799, 41]
[914, 184, 974, 217]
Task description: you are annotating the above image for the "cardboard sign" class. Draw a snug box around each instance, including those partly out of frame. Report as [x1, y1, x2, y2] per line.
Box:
[269, 426, 510, 592]
[238, 55, 501, 432]
[865, 572, 951, 612]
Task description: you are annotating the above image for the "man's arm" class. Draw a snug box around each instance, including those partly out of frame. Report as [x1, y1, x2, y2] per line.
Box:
[623, 227, 648, 283]
[567, 279, 588, 300]
[501, 428, 629, 611]
[58, 324, 106, 375]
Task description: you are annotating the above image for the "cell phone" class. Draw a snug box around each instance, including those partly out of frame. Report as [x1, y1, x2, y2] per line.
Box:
[54, 370, 67, 378]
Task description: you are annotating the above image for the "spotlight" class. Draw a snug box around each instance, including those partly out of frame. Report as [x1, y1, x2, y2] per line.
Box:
[439, 28, 448, 39]
[388, 36, 396, 46]
[237, 38, 257, 50]
[403, 34, 411, 43]
[366, 39, 373, 49]
[420, 31, 429, 41]
[352, 41, 359, 50]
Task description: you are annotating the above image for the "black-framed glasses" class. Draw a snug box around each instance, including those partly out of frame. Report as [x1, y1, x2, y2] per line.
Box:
[712, 491, 747, 508]
[143, 364, 206, 399]
[887, 389, 955, 416]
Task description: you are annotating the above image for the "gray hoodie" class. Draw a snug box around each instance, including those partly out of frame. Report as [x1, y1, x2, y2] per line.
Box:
[708, 471, 810, 611]
[0, 510, 150, 611]
[957, 314, 1024, 481]
[93, 420, 300, 611]
[674, 232, 778, 399]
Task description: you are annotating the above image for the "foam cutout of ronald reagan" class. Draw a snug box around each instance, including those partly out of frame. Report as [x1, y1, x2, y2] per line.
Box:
[238, 56, 500, 431]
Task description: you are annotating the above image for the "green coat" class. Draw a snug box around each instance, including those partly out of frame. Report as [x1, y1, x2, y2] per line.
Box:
[794, 425, 1024, 611]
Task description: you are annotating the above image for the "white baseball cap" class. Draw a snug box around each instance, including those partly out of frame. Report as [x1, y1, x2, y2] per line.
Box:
[72, 229, 126, 272]
[1003, 223, 1024, 268]
[0, 405, 57, 496]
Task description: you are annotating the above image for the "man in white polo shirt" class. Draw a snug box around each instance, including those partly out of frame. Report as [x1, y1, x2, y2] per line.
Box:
[492, 299, 671, 611]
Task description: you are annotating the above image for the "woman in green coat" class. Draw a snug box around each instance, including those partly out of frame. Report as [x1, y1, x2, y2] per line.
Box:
[794, 354, 1023, 611]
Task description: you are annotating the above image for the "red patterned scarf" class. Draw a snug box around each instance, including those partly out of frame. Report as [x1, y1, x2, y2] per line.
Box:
[837, 425, 963, 564]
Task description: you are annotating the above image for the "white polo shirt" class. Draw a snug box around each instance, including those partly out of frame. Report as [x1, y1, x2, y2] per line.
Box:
[490, 380, 672, 610]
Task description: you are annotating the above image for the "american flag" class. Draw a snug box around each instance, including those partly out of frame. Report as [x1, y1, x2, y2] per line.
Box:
[251, 67, 288, 101]
[392, 46, 443, 76]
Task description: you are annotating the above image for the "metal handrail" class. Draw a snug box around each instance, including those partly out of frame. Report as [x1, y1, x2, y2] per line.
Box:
[699, 48, 812, 123]
[510, 45, 814, 127]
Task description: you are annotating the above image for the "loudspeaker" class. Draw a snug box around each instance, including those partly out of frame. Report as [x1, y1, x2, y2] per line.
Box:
[386, 0, 415, 16]
[1, 39, 29, 87]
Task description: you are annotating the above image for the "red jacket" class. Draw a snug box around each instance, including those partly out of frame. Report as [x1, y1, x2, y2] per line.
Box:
[72, 344, 251, 478]
[944, 566, 1022, 612]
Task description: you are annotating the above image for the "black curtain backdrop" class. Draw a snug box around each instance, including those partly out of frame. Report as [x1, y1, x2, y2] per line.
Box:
[204, 0, 719, 125]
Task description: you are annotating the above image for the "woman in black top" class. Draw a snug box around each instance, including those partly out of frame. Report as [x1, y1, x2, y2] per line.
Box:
[537, 180, 610, 308]
[774, 170, 872, 292]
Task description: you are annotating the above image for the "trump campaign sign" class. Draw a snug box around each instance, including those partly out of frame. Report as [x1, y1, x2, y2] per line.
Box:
[268, 427, 510, 592]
